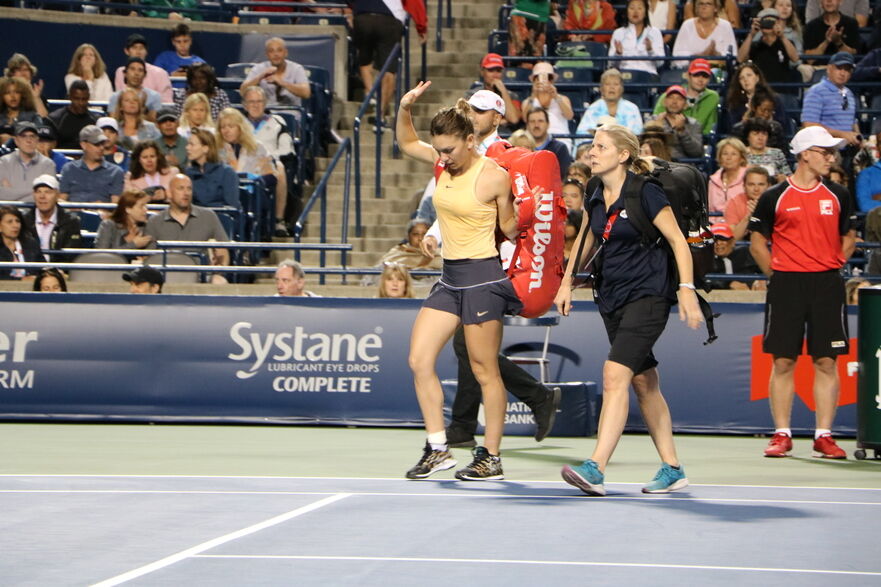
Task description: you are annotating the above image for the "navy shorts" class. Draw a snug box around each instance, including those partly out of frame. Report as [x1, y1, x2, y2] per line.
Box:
[423, 257, 523, 325]
[600, 296, 671, 374]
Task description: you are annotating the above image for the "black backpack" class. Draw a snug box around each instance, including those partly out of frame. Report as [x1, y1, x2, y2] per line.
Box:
[583, 161, 718, 344]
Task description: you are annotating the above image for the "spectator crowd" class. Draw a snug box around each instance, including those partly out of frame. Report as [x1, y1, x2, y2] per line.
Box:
[1, 0, 880, 291]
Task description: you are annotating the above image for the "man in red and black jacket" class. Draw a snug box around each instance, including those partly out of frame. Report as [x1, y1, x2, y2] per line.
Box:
[749, 126, 857, 460]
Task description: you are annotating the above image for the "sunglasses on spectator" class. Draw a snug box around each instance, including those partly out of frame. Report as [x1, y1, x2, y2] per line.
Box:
[840, 90, 848, 111]
[807, 147, 837, 159]
[484, 67, 503, 73]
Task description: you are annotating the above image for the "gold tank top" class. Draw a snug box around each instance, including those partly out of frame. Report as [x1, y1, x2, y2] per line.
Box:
[434, 156, 498, 260]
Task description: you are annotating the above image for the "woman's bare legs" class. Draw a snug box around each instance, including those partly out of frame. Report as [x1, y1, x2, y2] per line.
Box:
[632, 367, 680, 467]
[590, 360, 633, 471]
[408, 307, 461, 435]
[463, 319, 505, 454]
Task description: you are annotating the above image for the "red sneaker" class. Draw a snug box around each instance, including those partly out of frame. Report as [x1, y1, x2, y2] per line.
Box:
[812, 434, 846, 459]
[764, 432, 793, 457]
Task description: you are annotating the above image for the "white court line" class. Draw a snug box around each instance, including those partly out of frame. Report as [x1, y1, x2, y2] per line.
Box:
[2, 488, 879, 507]
[1, 474, 879, 492]
[191, 554, 881, 577]
[89, 493, 350, 587]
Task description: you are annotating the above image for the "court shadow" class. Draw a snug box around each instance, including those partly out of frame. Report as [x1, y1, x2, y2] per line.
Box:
[789, 456, 881, 471]
[433, 481, 822, 523]
[621, 494, 819, 524]
[434, 479, 592, 501]
[501, 445, 582, 467]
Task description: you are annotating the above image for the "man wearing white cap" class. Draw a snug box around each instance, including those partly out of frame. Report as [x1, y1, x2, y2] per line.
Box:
[22, 174, 83, 261]
[465, 90, 506, 153]
[749, 125, 857, 460]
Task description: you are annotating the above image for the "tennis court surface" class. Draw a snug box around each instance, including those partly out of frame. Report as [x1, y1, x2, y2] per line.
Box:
[2, 425, 879, 586]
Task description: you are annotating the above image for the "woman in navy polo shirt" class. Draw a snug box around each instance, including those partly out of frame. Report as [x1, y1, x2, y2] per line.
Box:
[554, 124, 703, 496]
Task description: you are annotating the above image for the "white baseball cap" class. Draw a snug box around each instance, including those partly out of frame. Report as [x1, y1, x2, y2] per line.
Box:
[789, 126, 846, 154]
[33, 174, 59, 190]
[468, 89, 506, 116]
[96, 116, 119, 133]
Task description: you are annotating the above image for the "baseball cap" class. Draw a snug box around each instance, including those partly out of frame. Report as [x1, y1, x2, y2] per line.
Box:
[123, 266, 165, 286]
[14, 121, 38, 136]
[529, 62, 557, 82]
[96, 116, 119, 133]
[32, 174, 59, 190]
[710, 223, 734, 240]
[687, 58, 712, 77]
[125, 33, 148, 48]
[79, 125, 108, 145]
[37, 125, 57, 141]
[756, 8, 780, 19]
[665, 85, 687, 99]
[468, 89, 506, 116]
[789, 126, 846, 154]
[481, 53, 504, 69]
[156, 107, 179, 123]
[829, 51, 855, 67]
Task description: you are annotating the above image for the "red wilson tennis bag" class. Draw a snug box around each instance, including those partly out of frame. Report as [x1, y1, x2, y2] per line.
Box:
[485, 142, 566, 318]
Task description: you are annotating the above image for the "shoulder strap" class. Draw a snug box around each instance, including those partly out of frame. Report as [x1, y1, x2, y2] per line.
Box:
[621, 173, 660, 245]
[568, 205, 592, 283]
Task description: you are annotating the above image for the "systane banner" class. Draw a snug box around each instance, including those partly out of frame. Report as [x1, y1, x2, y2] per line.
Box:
[0, 293, 859, 435]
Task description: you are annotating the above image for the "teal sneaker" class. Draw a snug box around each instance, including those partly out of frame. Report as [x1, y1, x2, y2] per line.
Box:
[642, 463, 689, 494]
[561, 459, 606, 496]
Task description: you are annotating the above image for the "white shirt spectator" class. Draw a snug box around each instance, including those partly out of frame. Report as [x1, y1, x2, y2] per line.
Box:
[648, 0, 678, 30]
[244, 60, 309, 108]
[609, 23, 666, 75]
[672, 17, 737, 68]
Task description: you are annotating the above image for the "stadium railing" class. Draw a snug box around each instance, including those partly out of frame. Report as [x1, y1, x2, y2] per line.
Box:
[291, 136, 354, 280]
[0, 241, 355, 284]
[353, 42, 404, 233]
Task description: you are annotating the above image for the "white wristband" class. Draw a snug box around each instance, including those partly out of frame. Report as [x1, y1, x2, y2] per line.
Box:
[678, 282, 696, 290]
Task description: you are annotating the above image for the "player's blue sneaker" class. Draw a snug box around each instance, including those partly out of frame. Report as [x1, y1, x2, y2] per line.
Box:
[642, 463, 689, 494]
[561, 459, 605, 496]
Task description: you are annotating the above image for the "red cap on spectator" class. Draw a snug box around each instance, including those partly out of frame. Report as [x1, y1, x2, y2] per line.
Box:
[665, 85, 687, 98]
[481, 53, 505, 69]
[688, 58, 713, 76]
[710, 223, 734, 240]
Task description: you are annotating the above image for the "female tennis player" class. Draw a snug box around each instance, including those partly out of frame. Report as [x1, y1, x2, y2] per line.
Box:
[396, 81, 520, 481]
[554, 124, 703, 495]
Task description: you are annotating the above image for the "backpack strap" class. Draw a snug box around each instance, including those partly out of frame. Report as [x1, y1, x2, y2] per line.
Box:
[696, 292, 718, 345]
[621, 172, 661, 246]
[568, 202, 592, 282]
